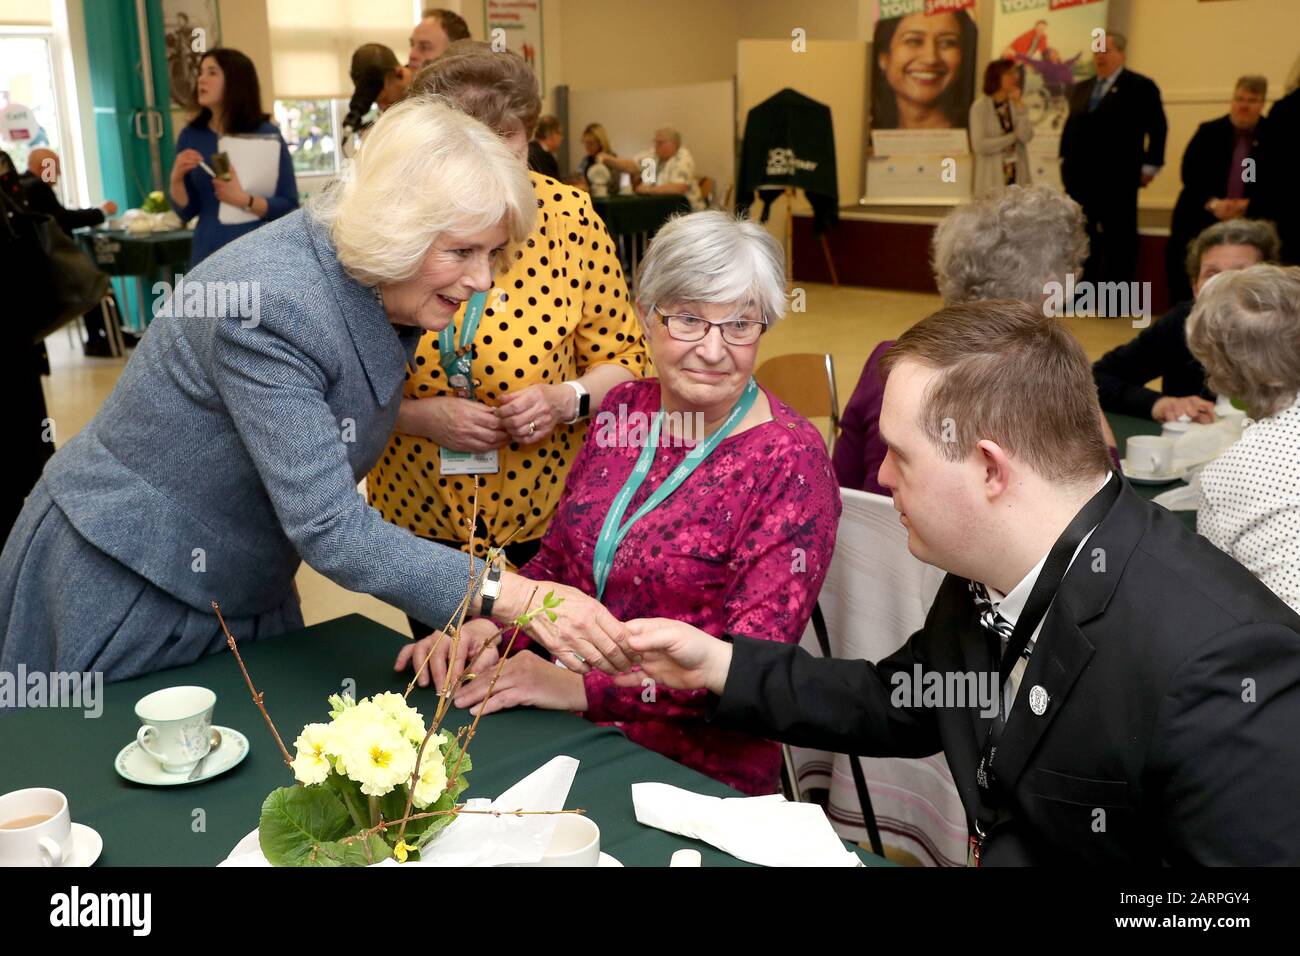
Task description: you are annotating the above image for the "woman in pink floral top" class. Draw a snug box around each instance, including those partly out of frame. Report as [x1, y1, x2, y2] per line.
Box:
[397, 211, 840, 795]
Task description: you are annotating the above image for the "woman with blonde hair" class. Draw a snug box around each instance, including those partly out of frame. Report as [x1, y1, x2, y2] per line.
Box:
[1189, 264, 1300, 613]
[0, 96, 636, 684]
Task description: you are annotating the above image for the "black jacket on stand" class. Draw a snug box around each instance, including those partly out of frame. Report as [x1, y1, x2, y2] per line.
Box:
[737, 88, 839, 235]
[1165, 116, 1264, 302]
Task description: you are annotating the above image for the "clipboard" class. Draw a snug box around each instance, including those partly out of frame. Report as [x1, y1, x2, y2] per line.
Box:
[216, 134, 282, 225]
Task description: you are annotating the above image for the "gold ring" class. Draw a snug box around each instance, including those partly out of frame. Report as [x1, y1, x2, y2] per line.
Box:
[528, 421, 537, 435]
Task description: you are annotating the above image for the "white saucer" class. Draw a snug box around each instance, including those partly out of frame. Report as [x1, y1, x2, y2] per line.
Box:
[598, 852, 622, 867]
[1120, 459, 1187, 486]
[61, 823, 102, 867]
[114, 725, 249, 786]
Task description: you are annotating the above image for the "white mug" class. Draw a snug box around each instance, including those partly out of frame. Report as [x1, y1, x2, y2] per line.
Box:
[1127, 435, 1175, 476]
[135, 685, 216, 773]
[523, 814, 601, 867]
[0, 788, 72, 867]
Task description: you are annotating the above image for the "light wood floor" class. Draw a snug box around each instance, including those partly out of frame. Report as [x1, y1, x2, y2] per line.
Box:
[40, 282, 1138, 638]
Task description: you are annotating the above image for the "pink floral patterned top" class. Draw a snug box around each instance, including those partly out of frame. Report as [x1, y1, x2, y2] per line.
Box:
[517, 378, 841, 794]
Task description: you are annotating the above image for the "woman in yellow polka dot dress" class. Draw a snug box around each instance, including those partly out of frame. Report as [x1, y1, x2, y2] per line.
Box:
[367, 43, 648, 636]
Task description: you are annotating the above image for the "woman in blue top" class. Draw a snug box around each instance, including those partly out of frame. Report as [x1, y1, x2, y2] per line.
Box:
[169, 48, 298, 266]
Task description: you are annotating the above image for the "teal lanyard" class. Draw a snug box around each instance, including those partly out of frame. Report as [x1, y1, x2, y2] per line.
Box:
[437, 290, 489, 397]
[591, 378, 760, 600]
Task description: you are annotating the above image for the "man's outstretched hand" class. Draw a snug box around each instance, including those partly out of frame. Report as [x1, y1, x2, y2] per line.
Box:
[611, 618, 734, 696]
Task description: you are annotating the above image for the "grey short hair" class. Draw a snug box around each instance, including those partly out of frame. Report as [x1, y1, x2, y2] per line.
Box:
[931, 185, 1088, 304]
[1186, 219, 1280, 283]
[655, 126, 681, 147]
[1187, 264, 1300, 419]
[1106, 32, 1127, 53]
[635, 211, 787, 324]
[1236, 74, 1268, 98]
[310, 95, 536, 286]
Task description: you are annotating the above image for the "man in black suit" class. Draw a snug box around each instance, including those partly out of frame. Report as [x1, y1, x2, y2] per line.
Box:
[1164, 77, 1268, 303]
[18, 149, 119, 358]
[621, 300, 1300, 866]
[1253, 84, 1300, 265]
[1060, 32, 1167, 291]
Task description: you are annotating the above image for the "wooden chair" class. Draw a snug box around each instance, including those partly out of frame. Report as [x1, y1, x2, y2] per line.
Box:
[755, 352, 840, 453]
[697, 175, 714, 208]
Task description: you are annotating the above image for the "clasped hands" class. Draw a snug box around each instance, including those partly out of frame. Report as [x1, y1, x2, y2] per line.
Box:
[395, 600, 734, 716]
[403, 383, 577, 452]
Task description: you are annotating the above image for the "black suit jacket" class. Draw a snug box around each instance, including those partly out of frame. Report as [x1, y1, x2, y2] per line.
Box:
[17, 173, 105, 237]
[1060, 68, 1168, 205]
[1169, 115, 1264, 249]
[1092, 300, 1211, 418]
[1253, 88, 1300, 263]
[710, 481, 1300, 865]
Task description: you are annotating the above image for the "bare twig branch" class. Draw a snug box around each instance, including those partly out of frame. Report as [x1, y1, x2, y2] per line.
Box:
[214, 600, 292, 769]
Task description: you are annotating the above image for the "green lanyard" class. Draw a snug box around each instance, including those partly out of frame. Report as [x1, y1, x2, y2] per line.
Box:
[591, 378, 760, 600]
[437, 290, 489, 399]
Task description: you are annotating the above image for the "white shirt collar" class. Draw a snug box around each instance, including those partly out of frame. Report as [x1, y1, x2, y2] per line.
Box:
[983, 472, 1113, 625]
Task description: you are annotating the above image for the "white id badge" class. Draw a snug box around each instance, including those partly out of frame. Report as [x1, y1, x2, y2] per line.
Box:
[439, 447, 500, 475]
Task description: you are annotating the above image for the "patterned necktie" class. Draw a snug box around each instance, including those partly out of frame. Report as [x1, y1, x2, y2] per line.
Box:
[969, 580, 1014, 645]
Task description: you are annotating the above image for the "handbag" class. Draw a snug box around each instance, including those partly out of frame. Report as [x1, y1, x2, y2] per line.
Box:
[1, 184, 110, 344]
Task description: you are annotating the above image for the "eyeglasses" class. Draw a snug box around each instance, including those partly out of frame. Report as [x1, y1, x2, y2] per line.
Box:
[653, 306, 768, 346]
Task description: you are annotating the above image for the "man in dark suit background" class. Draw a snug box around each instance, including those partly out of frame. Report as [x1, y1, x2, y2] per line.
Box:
[1164, 77, 1268, 303]
[528, 115, 563, 180]
[620, 300, 1300, 866]
[1253, 82, 1300, 264]
[1060, 32, 1167, 291]
[19, 148, 120, 358]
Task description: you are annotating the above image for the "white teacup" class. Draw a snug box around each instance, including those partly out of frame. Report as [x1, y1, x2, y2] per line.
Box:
[523, 815, 601, 867]
[135, 685, 216, 774]
[0, 788, 73, 867]
[1127, 435, 1176, 476]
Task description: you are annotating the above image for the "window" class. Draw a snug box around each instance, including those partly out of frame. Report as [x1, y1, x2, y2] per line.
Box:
[274, 98, 341, 176]
[0, 32, 66, 198]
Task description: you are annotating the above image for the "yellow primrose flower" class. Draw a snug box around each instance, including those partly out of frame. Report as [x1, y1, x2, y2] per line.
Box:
[290, 722, 332, 786]
[339, 721, 416, 797]
[412, 734, 449, 808]
[370, 691, 427, 744]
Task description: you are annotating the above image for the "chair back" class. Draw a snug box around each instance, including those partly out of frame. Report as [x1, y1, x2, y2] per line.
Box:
[755, 352, 840, 451]
[790, 487, 968, 866]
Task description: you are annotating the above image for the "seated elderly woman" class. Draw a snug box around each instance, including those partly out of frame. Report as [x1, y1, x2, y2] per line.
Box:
[1189, 264, 1300, 614]
[398, 211, 841, 795]
[834, 184, 1107, 494]
[0, 97, 636, 686]
[1093, 219, 1281, 423]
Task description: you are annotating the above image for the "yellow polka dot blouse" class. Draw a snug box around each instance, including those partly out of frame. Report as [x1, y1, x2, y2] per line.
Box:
[367, 173, 649, 558]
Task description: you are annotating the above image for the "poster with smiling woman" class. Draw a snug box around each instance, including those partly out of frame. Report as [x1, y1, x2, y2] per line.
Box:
[870, 0, 979, 157]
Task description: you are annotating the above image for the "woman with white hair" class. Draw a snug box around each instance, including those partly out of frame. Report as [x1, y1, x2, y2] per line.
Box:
[835, 184, 1102, 493]
[399, 211, 841, 795]
[0, 96, 636, 684]
[1189, 264, 1300, 613]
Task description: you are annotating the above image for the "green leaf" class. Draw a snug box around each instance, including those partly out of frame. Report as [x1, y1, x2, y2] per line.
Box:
[307, 833, 393, 867]
[414, 791, 459, 850]
[258, 786, 353, 867]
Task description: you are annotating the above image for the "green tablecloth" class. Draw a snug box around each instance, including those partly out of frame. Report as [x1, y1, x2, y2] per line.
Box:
[590, 194, 690, 238]
[75, 228, 193, 276]
[0, 614, 883, 868]
[1106, 411, 1195, 528]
